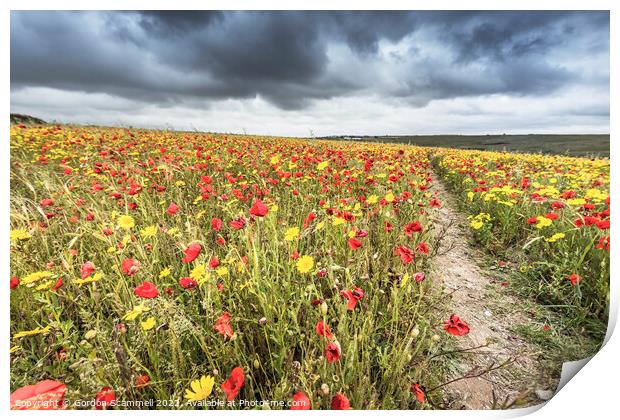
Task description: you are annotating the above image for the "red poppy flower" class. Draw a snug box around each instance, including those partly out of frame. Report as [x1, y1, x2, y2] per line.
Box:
[10, 380, 67, 410]
[95, 387, 116, 410]
[211, 217, 223, 231]
[182, 242, 201, 263]
[10, 276, 20, 290]
[324, 342, 342, 363]
[80, 261, 95, 279]
[315, 320, 334, 339]
[596, 235, 610, 252]
[526, 217, 538, 225]
[444, 314, 470, 336]
[410, 383, 425, 403]
[179, 277, 198, 290]
[348, 237, 363, 250]
[214, 312, 234, 338]
[221, 367, 245, 401]
[166, 202, 179, 215]
[291, 392, 311, 410]
[566, 273, 582, 285]
[416, 242, 429, 254]
[249, 198, 268, 217]
[429, 198, 441, 208]
[134, 281, 159, 298]
[135, 374, 150, 388]
[545, 212, 559, 220]
[121, 258, 141, 276]
[209, 256, 220, 268]
[355, 228, 369, 238]
[39, 198, 54, 207]
[330, 392, 350, 410]
[597, 220, 610, 230]
[414, 272, 425, 283]
[341, 286, 364, 311]
[395, 246, 414, 264]
[51, 278, 63, 291]
[404, 221, 423, 236]
[230, 217, 247, 230]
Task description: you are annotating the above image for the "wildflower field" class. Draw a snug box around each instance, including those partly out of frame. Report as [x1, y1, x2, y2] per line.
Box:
[9, 124, 609, 410]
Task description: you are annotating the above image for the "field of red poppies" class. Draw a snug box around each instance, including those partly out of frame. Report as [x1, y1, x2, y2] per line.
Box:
[9, 124, 609, 409]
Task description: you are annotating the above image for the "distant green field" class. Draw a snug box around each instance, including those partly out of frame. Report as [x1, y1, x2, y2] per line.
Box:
[321, 134, 610, 157]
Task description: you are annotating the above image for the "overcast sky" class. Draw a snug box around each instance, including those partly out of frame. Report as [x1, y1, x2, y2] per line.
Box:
[10, 11, 609, 136]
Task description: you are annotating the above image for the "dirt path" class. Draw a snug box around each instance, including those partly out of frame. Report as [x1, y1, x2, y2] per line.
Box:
[428, 169, 559, 409]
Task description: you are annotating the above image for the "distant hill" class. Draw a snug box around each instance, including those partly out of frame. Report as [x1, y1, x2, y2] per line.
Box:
[10, 113, 47, 125]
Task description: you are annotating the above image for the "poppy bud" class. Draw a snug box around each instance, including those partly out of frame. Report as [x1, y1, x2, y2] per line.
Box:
[320, 301, 328, 315]
[411, 327, 420, 338]
[431, 334, 440, 342]
[253, 359, 261, 369]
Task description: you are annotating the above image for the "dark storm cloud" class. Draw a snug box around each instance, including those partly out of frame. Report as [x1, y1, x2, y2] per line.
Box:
[10, 10, 609, 110]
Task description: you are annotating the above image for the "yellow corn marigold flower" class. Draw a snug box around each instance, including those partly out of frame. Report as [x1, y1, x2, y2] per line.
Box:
[190, 264, 207, 281]
[296, 255, 314, 274]
[470, 219, 484, 230]
[185, 375, 215, 402]
[10, 229, 32, 242]
[535, 216, 553, 229]
[284, 227, 300, 241]
[13, 326, 51, 340]
[117, 215, 135, 230]
[123, 303, 151, 321]
[366, 195, 378, 204]
[141, 317, 156, 331]
[317, 161, 329, 171]
[74, 272, 103, 286]
[215, 267, 229, 278]
[159, 267, 171, 278]
[567, 198, 586, 206]
[385, 192, 395, 203]
[21, 271, 54, 285]
[140, 225, 158, 238]
[545, 233, 566, 243]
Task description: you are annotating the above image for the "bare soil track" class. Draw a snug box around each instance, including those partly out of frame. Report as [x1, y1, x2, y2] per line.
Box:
[429, 170, 560, 409]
